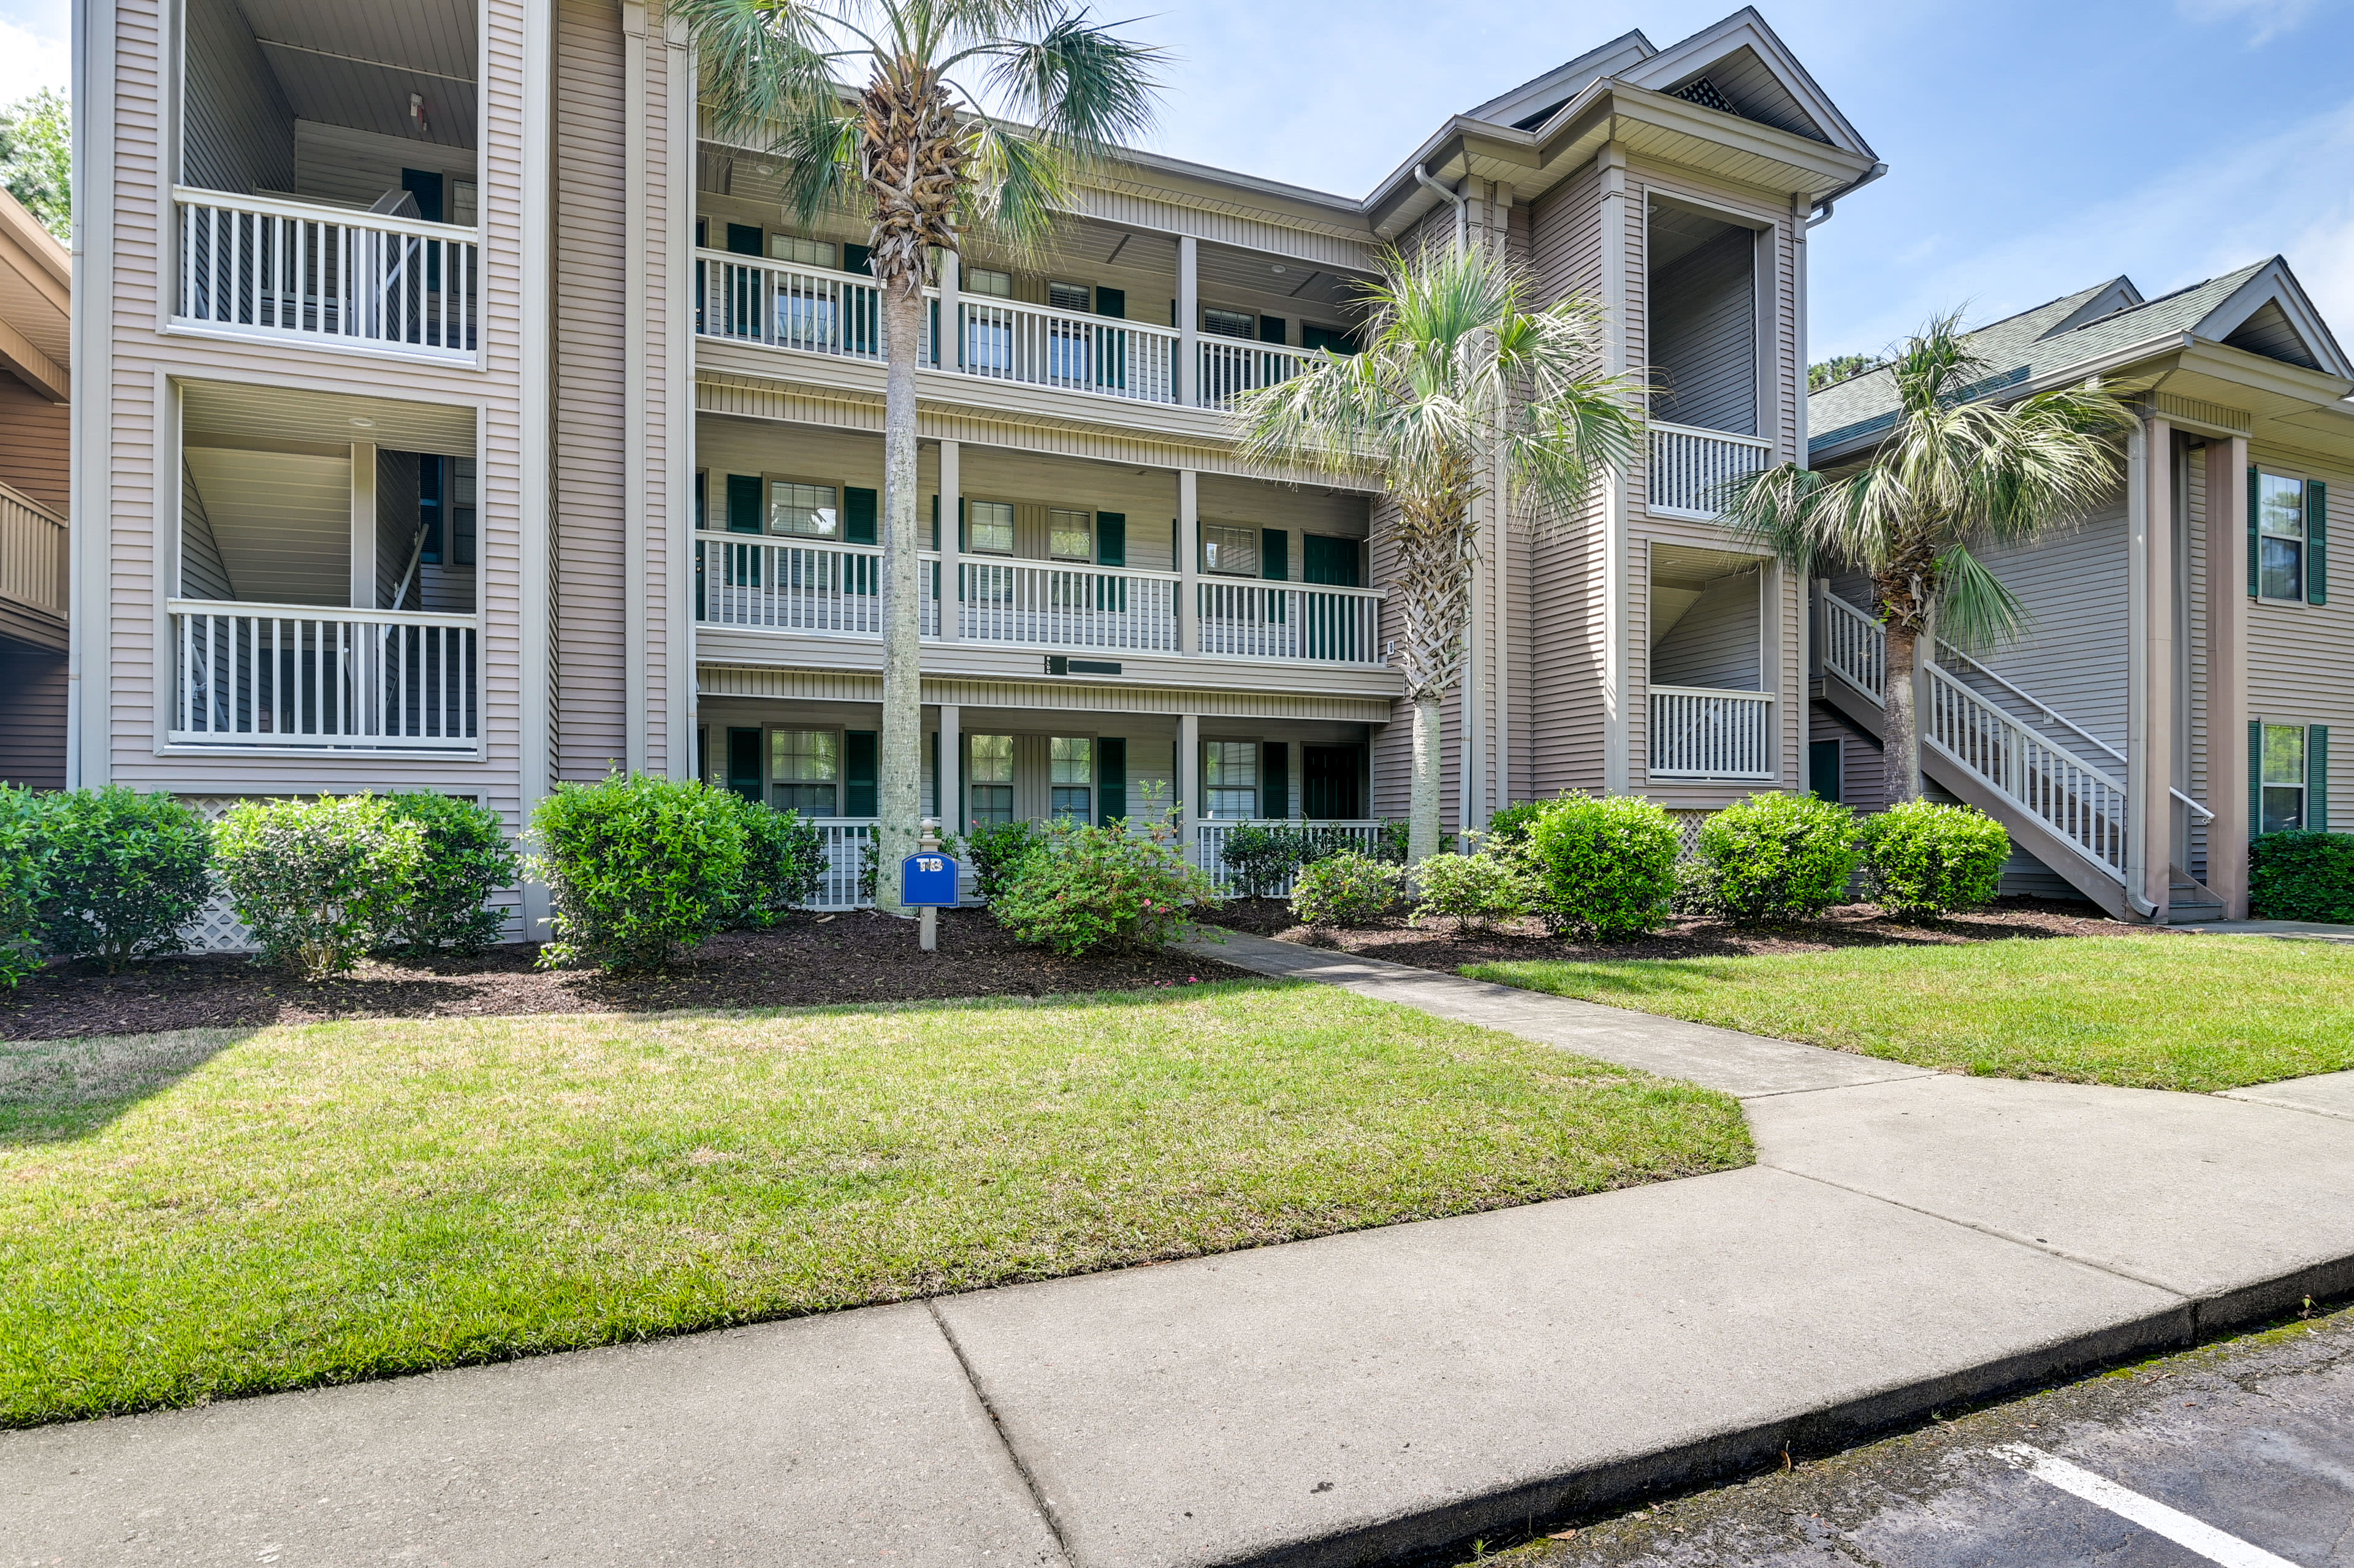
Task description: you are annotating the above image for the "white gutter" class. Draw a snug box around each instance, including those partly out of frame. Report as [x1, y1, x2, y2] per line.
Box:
[1413, 164, 1468, 255]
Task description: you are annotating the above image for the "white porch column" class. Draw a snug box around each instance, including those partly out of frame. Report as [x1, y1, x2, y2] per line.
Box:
[2127, 416, 2176, 920]
[935, 702, 961, 832]
[937, 439, 959, 641]
[1177, 710, 1199, 850]
[1598, 142, 1633, 794]
[349, 443, 379, 609]
[1176, 468, 1198, 654]
[1177, 234, 1198, 406]
[937, 248, 959, 370]
[2206, 435, 2250, 917]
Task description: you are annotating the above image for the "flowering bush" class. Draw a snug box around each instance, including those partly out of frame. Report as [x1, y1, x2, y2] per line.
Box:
[213, 795, 426, 976]
[1523, 793, 1682, 940]
[990, 812, 1219, 956]
[1289, 851, 1405, 927]
[1411, 851, 1534, 931]
[28, 786, 215, 969]
[1678, 791, 1860, 924]
[1859, 798, 2011, 919]
[528, 775, 747, 971]
[371, 792, 518, 958]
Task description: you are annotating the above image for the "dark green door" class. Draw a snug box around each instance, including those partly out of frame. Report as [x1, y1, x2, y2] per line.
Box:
[1808, 739, 1843, 804]
[844, 731, 878, 817]
[1301, 745, 1363, 820]
[726, 728, 763, 805]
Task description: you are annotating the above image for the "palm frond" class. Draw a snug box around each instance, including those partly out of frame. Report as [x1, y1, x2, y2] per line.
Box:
[962, 118, 1073, 256]
[1932, 544, 2029, 652]
[768, 94, 863, 225]
[978, 10, 1166, 156]
[672, 0, 845, 140]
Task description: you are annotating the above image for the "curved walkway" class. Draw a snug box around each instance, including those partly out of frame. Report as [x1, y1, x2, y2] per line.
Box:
[6, 936, 2353, 1568]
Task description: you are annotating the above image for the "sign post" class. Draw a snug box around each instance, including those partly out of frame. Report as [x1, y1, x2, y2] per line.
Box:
[901, 818, 959, 952]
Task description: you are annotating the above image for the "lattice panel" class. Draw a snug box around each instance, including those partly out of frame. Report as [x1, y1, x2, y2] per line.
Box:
[1670, 810, 1710, 861]
[177, 796, 264, 954]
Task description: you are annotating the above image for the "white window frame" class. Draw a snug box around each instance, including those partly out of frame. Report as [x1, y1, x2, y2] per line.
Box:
[769, 234, 837, 268]
[2256, 470, 2308, 603]
[1202, 522, 1260, 577]
[1203, 739, 1259, 820]
[2260, 723, 2307, 834]
[766, 476, 840, 539]
[1049, 508, 1094, 562]
[965, 267, 1014, 298]
[967, 499, 1016, 556]
[769, 727, 842, 816]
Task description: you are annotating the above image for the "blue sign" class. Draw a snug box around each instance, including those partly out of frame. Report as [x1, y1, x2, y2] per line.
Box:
[902, 853, 960, 908]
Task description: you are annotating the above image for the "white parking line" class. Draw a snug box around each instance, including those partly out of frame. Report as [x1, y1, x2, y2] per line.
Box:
[1993, 1444, 2304, 1568]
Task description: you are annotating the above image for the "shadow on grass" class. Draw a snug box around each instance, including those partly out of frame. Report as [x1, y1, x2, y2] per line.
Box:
[0, 1027, 264, 1147]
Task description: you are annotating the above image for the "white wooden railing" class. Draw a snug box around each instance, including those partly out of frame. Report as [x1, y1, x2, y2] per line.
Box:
[1648, 687, 1773, 778]
[810, 818, 880, 910]
[1927, 664, 2126, 878]
[169, 599, 479, 752]
[1821, 592, 1886, 698]
[1191, 820, 1386, 894]
[1648, 421, 1772, 519]
[1195, 337, 1311, 406]
[698, 534, 1385, 666]
[174, 189, 478, 357]
[961, 294, 1179, 403]
[694, 252, 896, 359]
[0, 481, 68, 624]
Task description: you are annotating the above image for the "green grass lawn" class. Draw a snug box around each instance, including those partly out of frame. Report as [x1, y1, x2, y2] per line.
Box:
[1466, 934, 2354, 1092]
[0, 980, 1747, 1428]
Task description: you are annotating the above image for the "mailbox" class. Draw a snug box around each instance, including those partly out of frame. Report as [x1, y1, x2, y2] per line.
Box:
[901, 853, 960, 908]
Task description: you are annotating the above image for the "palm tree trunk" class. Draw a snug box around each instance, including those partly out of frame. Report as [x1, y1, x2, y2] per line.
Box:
[1409, 692, 1443, 864]
[1884, 620, 1923, 803]
[875, 283, 926, 915]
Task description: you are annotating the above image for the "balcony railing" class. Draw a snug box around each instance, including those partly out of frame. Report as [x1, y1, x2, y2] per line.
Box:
[0, 481, 68, 626]
[169, 599, 479, 752]
[173, 189, 479, 358]
[1648, 422, 1772, 520]
[1190, 820, 1385, 894]
[696, 534, 1385, 666]
[1648, 686, 1773, 778]
[691, 250, 1317, 409]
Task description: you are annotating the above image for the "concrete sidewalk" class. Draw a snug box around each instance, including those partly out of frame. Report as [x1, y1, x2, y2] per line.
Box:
[9, 937, 2354, 1568]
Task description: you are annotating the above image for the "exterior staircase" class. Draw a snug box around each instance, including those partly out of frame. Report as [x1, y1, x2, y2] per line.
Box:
[1817, 593, 2218, 924]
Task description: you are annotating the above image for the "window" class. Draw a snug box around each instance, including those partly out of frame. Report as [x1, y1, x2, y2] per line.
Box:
[1301, 322, 1355, 355]
[2258, 471, 2307, 601]
[1049, 509, 1093, 561]
[968, 500, 1016, 555]
[1049, 736, 1093, 820]
[769, 234, 836, 268]
[1204, 740, 1258, 819]
[770, 729, 839, 816]
[964, 268, 1013, 297]
[1048, 281, 1091, 313]
[969, 734, 1014, 826]
[2262, 724, 2307, 834]
[1203, 308, 1255, 340]
[1202, 523, 1260, 577]
[769, 480, 839, 538]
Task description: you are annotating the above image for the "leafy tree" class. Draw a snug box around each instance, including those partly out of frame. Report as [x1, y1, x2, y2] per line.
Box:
[0, 89, 70, 240]
[1807, 352, 1881, 391]
[677, 0, 1164, 910]
[1724, 313, 2135, 802]
[1237, 243, 1640, 864]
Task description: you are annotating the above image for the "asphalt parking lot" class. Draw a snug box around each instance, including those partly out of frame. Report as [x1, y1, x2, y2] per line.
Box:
[1466, 1299, 2354, 1567]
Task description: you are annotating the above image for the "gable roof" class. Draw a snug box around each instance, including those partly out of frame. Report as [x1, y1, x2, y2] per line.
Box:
[1808, 257, 2354, 461]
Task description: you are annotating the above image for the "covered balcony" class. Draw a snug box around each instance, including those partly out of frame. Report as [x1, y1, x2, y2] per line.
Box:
[690, 166, 1370, 412]
[169, 381, 479, 753]
[1647, 544, 1773, 780]
[1644, 197, 1772, 520]
[172, 0, 479, 359]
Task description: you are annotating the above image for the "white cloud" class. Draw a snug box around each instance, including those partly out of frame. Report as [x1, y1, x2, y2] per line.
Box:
[2175, 0, 2325, 45]
[0, 13, 69, 105]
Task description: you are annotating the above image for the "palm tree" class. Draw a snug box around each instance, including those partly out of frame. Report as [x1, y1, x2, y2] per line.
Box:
[1723, 313, 2136, 802]
[1235, 243, 1641, 864]
[678, 0, 1164, 910]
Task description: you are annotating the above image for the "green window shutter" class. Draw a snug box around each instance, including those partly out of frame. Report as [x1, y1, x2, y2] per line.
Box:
[1094, 511, 1127, 566]
[726, 473, 763, 534]
[726, 223, 763, 257]
[844, 486, 877, 545]
[1096, 736, 1127, 825]
[843, 242, 872, 276]
[1094, 287, 1126, 320]
[844, 730, 878, 818]
[2247, 466, 2260, 598]
[2311, 725, 2330, 833]
[1257, 314, 1287, 346]
[1262, 528, 1289, 581]
[929, 493, 939, 551]
[958, 498, 967, 552]
[726, 727, 763, 804]
[2308, 479, 2328, 605]
[2250, 721, 2263, 840]
[1262, 742, 1289, 820]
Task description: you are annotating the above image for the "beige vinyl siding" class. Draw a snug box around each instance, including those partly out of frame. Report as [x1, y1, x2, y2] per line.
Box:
[0, 381, 69, 511]
[1972, 493, 2132, 754]
[1810, 705, 1883, 815]
[2247, 442, 2354, 833]
[181, 0, 295, 194]
[376, 448, 421, 606]
[290, 121, 480, 215]
[177, 461, 235, 601]
[180, 444, 352, 607]
[1648, 224, 1754, 434]
[0, 645, 66, 788]
[1650, 567, 1762, 688]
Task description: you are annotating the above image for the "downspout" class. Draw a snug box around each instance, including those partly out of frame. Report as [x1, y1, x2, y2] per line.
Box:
[1413, 164, 1467, 256]
[2122, 411, 2161, 922]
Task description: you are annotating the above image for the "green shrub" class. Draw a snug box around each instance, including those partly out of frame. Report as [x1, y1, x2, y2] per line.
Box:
[214, 795, 425, 978]
[1411, 852, 1533, 932]
[989, 813, 1219, 956]
[370, 793, 517, 959]
[854, 824, 964, 907]
[1290, 851, 1405, 927]
[1374, 818, 1455, 864]
[1524, 793, 1682, 940]
[28, 787, 213, 969]
[1479, 801, 1550, 867]
[733, 800, 828, 927]
[1221, 823, 1306, 898]
[966, 818, 1045, 901]
[1680, 791, 1861, 925]
[0, 786, 42, 989]
[2250, 830, 2354, 923]
[1860, 798, 2011, 920]
[528, 775, 747, 972]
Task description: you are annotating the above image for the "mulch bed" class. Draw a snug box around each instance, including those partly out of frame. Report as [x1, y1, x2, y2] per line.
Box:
[0, 911, 1249, 1043]
[1206, 896, 2141, 973]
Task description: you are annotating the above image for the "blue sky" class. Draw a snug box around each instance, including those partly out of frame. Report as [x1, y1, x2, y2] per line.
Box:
[6, 0, 2350, 362]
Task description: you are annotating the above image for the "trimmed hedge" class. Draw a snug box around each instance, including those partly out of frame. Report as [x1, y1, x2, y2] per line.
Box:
[1860, 799, 2011, 919]
[373, 792, 518, 959]
[1411, 852, 1533, 932]
[529, 775, 747, 972]
[0, 786, 40, 989]
[2250, 831, 2354, 924]
[732, 798, 828, 929]
[214, 796, 426, 977]
[1290, 851, 1404, 928]
[1681, 791, 1861, 925]
[990, 817, 1219, 956]
[1525, 793, 1682, 940]
[28, 787, 215, 970]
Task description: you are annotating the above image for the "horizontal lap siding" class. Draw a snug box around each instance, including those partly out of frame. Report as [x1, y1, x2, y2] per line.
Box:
[1974, 493, 2131, 753]
[0, 646, 66, 788]
[0, 383, 69, 511]
[2247, 442, 2354, 831]
[181, 0, 292, 195]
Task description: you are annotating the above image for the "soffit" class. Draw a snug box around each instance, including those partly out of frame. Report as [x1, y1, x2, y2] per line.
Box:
[0, 199, 68, 371]
[237, 0, 477, 150]
[180, 379, 478, 455]
[183, 444, 353, 607]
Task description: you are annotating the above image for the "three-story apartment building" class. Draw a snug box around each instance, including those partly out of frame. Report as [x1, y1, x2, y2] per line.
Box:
[71, 0, 1881, 938]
